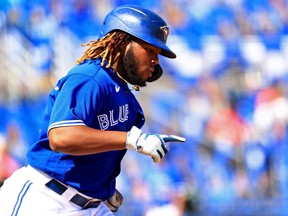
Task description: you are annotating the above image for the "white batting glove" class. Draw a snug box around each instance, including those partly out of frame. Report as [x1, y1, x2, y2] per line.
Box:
[126, 126, 186, 163]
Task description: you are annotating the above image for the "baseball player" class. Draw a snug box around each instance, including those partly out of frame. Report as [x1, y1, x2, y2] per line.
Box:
[0, 4, 185, 216]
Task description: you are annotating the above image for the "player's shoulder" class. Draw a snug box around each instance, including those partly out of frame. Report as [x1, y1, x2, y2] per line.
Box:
[67, 59, 114, 82]
[69, 59, 103, 77]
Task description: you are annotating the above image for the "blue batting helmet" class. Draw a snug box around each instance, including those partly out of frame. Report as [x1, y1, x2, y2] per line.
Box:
[99, 5, 176, 59]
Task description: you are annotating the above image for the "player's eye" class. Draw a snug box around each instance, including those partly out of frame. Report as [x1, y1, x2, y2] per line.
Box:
[147, 47, 158, 55]
[145, 47, 153, 53]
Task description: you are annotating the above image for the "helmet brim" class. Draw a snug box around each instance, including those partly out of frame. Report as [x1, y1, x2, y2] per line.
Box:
[160, 47, 176, 59]
[127, 33, 177, 59]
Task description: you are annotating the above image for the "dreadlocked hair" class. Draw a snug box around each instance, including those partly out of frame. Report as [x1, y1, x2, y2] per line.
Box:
[76, 31, 130, 68]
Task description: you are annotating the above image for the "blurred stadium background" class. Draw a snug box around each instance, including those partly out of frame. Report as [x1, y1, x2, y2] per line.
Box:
[1, 0, 288, 215]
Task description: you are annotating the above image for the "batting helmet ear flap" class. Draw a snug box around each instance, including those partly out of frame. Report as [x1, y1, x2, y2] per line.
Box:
[146, 64, 163, 82]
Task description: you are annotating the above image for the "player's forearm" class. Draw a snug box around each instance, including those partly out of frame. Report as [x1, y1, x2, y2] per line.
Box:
[48, 125, 127, 155]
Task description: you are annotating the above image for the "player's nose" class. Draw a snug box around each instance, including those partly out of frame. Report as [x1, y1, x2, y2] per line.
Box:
[151, 56, 159, 66]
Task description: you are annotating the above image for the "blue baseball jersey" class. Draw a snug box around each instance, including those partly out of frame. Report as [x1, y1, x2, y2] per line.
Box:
[27, 58, 145, 200]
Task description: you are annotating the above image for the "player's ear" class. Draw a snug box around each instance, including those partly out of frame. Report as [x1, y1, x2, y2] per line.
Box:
[118, 38, 131, 55]
[121, 34, 132, 48]
[122, 38, 130, 46]
[115, 37, 130, 60]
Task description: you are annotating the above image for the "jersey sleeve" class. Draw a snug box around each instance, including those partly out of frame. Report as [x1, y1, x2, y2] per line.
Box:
[48, 74, 103, 131]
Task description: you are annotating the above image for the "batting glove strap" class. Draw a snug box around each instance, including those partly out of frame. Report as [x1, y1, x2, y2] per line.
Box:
[156, 135, 169, 158]
[138, 134, 169, 163]
[126, 126, 143, 151]
[126, 126, 170, 163]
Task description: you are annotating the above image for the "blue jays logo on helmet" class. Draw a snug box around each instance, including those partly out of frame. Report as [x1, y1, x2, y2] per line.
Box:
[160, 26, 169, 42]
[99, 5, 176, 59]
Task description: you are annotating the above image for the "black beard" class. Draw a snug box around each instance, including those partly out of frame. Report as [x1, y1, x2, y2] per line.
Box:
[121, 46, 146, 87]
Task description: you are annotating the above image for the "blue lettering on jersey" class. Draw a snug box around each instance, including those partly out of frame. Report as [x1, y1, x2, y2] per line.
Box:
[97, 104, 129, 130]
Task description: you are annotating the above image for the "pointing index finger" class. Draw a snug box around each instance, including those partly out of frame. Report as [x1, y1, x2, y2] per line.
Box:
[162, 135, 186, 143]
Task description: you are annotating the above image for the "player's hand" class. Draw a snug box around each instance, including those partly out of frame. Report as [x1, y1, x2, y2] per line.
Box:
[126, 126, 186, 163]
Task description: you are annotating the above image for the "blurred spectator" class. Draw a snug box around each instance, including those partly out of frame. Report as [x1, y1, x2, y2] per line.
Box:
[5, 122, 28, 165]
[0, 133, 21, 187]
[64, 0, 100, 40]
[27, 5, 56, 77]
[253, 85, 288, 131]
